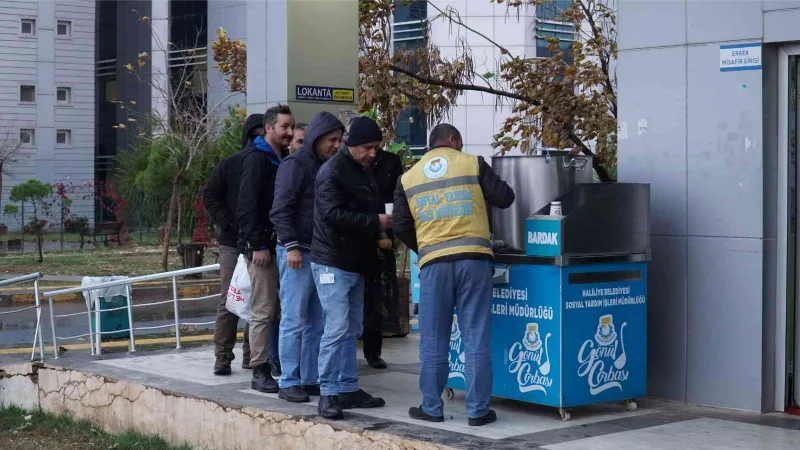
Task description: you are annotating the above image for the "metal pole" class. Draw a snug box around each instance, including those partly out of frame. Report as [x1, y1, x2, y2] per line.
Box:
[21, 201, 24, 244]
[30, 313, 39, 361]
[94, 288, 102, 355]
[48, 296, 59, 359]
[85, 293, 95, 356]
[34, 279, 44, 361]
[172, 276, 181, 349]
[125, 283, 135, 353]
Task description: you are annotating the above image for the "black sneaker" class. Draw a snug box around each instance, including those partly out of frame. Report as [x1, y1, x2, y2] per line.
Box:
[270, 360, 282, 379]
[366, 355, 388, 369]
[468, 410, 497, 427]
[339, 389, 386, 409]
[242, 359, 252, 370]
[213, 360, 231, 376]
[408, 406, 444, 423]
[302, 384, 321, 396]
[278, 385, 310, 403]
[251, 363, 279, 393]
[318, 395, 344, 420]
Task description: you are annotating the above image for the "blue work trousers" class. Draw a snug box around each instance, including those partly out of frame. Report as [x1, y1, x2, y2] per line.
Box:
[419, 258, 493, 418]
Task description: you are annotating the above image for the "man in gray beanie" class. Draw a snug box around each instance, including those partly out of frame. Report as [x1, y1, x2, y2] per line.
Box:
[310, 116, 390, 419]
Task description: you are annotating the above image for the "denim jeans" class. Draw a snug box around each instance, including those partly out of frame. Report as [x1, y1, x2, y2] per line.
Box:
[312, 263, 364, 396]
[276, 246, 323, 388]
[418, 259, 493, 418]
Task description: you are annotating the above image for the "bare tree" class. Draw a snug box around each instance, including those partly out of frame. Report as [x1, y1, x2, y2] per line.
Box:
[0, 127, 26, 214]
[121, 12, 237, 270]
[358, 0, 617, 180]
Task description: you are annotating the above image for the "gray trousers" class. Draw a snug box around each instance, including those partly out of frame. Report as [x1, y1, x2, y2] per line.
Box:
[247, 256, 280, 367]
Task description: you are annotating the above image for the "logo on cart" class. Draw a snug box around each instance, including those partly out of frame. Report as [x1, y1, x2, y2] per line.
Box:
[577, 314, 630, 395]
[448, 316, 466, 381]
[508, 323, 553, 394]
[423, 157, 449, 179]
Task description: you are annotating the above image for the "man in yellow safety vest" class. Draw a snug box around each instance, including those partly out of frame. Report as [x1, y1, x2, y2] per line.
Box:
[393, 123, 515, 426]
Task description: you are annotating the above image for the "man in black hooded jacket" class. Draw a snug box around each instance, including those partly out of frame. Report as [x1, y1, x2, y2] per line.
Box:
[203, 113, 263, 376]
[271, 111, 344, 403]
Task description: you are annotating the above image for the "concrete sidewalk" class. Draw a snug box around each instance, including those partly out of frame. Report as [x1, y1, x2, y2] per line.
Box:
[2, 334, 799, 450]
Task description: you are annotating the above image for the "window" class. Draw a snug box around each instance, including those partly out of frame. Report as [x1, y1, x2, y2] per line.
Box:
[20, 129, 35, 145]
[19, 85, 35, 103]
[392, 0, 428, 151]
[56, 20, 72, 37]
[56, 87, 72, 105]
[56, 129, 71, 146]
[104, 79, 117, 102]
[20, 18, 35, 36]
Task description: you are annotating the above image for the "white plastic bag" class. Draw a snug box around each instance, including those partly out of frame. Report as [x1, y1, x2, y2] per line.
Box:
[225, 254, 252, 323]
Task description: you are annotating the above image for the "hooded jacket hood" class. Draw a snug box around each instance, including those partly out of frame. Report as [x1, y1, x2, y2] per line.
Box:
[241, 113, 265, 148]
[300, 111, 344, 158]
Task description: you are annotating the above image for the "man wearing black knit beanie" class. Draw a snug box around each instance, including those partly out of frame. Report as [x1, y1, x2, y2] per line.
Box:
[311, 116, 390, 419]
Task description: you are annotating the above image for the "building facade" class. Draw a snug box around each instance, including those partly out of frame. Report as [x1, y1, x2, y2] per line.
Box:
[0, 0, 95, 230]
[616, 0, 800, 413]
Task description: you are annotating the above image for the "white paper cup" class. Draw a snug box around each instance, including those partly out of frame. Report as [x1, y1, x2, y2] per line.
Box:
[385, 203, 394, 215]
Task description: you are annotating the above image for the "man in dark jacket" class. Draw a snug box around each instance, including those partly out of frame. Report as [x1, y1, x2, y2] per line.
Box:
[204, 113, 262, 376]
[237, 104, 295, 393]
[271, 112, 344, 403]
[393, 123, 515, 426]
[311, 116, 391, 419]
[361, 146, 404, 369]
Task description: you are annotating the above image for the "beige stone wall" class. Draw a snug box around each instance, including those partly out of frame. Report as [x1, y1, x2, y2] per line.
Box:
[1, 362, 453, 450]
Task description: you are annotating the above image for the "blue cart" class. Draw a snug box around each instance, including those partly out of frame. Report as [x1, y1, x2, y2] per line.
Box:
[444, 183, 650, 420]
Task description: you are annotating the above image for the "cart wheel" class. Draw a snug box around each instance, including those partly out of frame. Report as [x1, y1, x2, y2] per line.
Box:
[558, 408, 571, 421]
[445, 388, 455, 401]
[625, 400, 638, 412]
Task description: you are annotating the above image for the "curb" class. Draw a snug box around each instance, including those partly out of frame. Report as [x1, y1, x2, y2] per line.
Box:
[0, 278, 221, 304]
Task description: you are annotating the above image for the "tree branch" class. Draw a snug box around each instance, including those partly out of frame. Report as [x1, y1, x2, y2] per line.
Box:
[389, 63, 535, 104]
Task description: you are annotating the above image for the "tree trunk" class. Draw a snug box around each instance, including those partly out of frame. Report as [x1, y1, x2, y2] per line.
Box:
[176, 193, 183, 244]
[160, 183, 180, 272]
[36, 232, 43, 263]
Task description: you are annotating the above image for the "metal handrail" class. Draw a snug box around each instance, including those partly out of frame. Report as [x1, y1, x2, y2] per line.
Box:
[43, 264, 221, 359]
[0, 272, 45, 361]
[0, 272, 42, 287]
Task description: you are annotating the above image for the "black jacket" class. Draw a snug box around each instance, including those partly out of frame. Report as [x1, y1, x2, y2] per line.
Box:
[271, 112, 344, 252]
[393, 152, 515, 262]
[312, 146, 381, 274]
[202, 153, 242, 248]
[372, 150, 403, 208]
[202, 115, 264, 248]
[372, 149, 403, 240]
[236, 139, 281, 254]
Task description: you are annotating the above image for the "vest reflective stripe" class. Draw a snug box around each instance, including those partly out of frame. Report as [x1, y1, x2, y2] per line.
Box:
[401, 147, 493, 267]
[417, 236, 492, 259]
[404, 175, 481, 198]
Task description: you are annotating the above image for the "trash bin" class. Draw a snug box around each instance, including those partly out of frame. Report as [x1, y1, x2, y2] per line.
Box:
[81, 276, 131, 341]
[177, 243, 205, 279]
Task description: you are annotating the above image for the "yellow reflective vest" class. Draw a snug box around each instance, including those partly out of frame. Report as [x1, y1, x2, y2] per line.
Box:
[400, 147, 492, 268]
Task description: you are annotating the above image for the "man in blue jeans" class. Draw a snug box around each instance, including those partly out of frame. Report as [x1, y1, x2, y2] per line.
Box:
[271, 112, 345, 402]
[311, 117, 391, 419]
[393, 124, 515, 426]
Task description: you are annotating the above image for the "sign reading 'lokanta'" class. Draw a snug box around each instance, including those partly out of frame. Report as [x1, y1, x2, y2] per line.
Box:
[295, 85, 354, 103]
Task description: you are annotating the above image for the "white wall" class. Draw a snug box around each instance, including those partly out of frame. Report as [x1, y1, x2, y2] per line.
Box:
[0, 0, 95, 230]
[428, 1, 534, 161]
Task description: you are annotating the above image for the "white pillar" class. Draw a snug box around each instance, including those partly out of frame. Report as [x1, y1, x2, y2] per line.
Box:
[150, 0, 170, 126]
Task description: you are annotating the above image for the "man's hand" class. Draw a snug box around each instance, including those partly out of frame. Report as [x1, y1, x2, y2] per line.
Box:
[378, 214, 393, 231]
[252, 249, 272, 267]
[287, 249, 303, 269]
